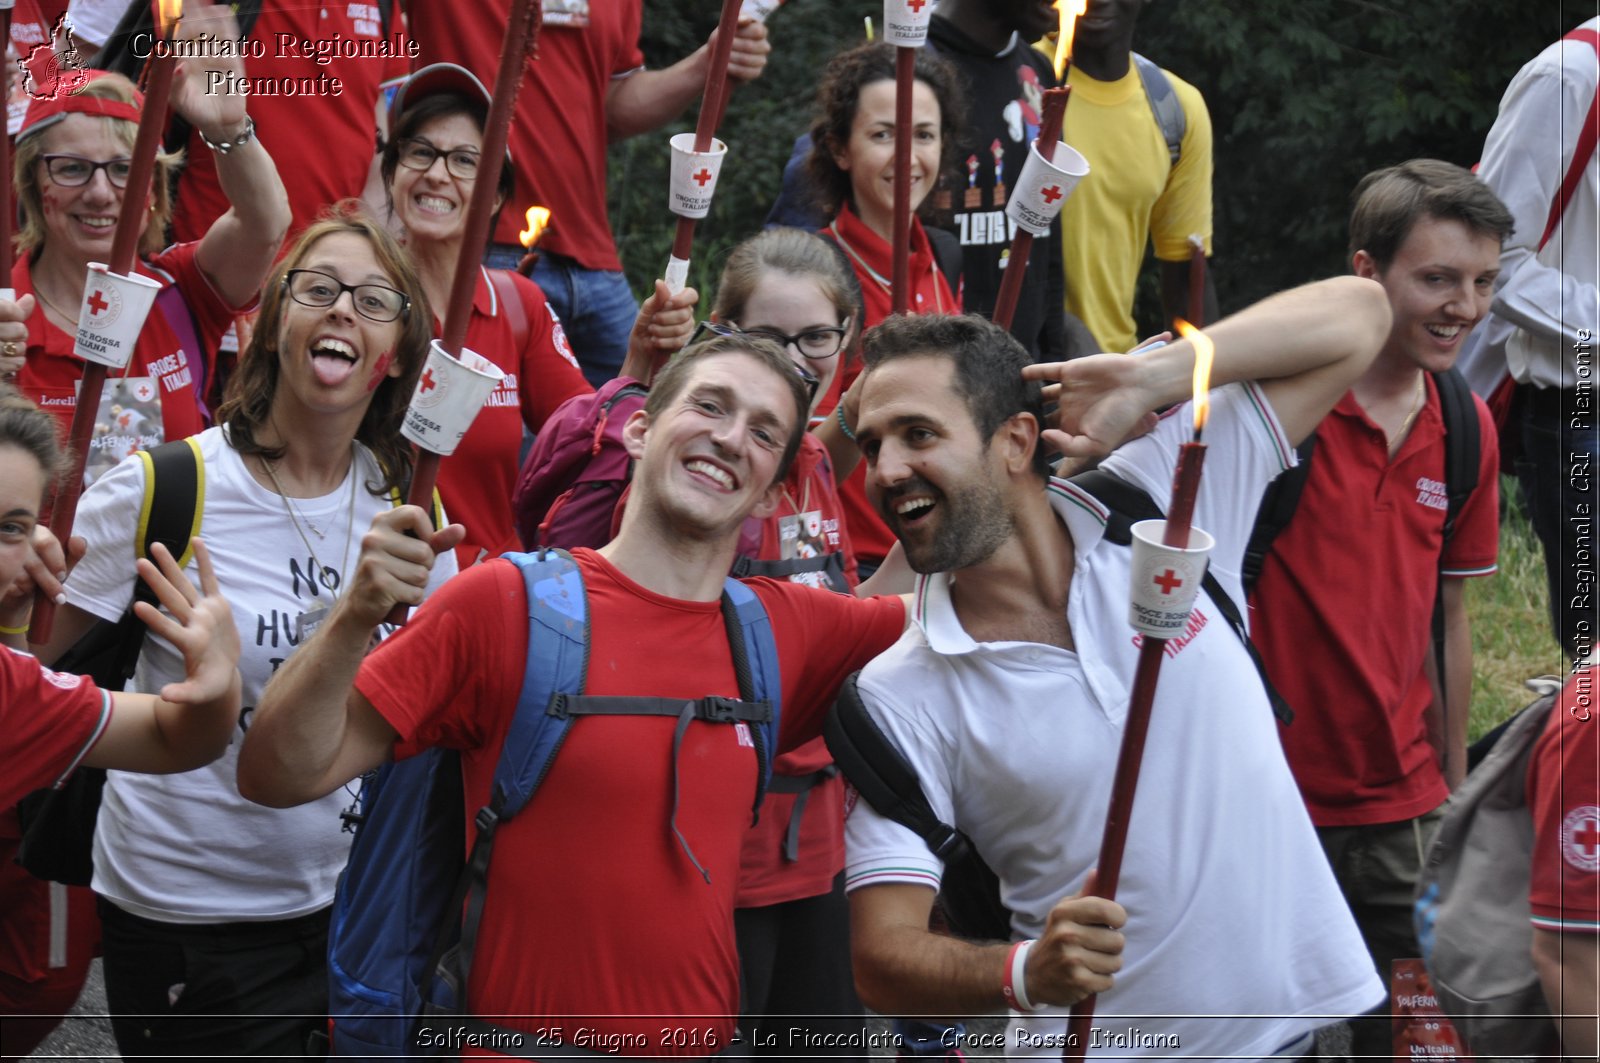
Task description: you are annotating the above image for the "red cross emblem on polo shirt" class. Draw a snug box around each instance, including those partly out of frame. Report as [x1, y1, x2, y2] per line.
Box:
[1153, 569, 1183, 595]
[692, 168, 714, 188]
[86, 289, 110, 316]
[907, 0, 926, 11]
[419, 369, 437, 394]
[1040, 184, 1064, 205]
[1578, 816, 1600, 860]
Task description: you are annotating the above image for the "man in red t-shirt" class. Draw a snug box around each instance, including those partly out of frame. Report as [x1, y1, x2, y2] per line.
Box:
[240, 335, 907, 1055]
[1248, 160, 1512, 1058]
[1528, 666, 1599, 1057]
[410, 1, 770, 386]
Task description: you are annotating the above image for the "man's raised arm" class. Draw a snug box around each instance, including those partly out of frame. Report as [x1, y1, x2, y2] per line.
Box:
[1025, 275, 1391, 457]
[237, 507, 463, 808]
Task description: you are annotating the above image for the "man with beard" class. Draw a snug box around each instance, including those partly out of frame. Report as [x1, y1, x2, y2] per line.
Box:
[842, 277, 1390, 1058]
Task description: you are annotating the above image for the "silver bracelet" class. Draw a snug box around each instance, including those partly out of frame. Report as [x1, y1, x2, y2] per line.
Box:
[198, 115, 256, 155]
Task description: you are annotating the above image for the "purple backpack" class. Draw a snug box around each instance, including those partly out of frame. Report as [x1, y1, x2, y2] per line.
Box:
[512, 376, 649, 550]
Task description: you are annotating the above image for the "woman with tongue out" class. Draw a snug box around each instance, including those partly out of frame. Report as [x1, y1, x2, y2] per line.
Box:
[9, 5, 290, 475]
[32, 209, 461, 1059]
[381, 64, 696, 568]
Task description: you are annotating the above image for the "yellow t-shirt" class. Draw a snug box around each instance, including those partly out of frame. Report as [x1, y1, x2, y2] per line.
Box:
[1060, 61, 1213, 353]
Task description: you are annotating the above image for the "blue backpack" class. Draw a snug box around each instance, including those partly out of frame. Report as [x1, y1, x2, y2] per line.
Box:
[324, 550, 783, 1056]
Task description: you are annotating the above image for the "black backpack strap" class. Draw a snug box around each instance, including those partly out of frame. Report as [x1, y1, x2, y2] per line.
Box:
[1241, 434, 1317, 593]
[825, 672, 1013, 940]
[925, 225, 963, 296]
[1070, 469, 1295, 725]
[1432, 369, 1480, 546]
[824, 672, 968, 863]
[1427, 368, 1481, 742]
[545, 693, 770, 724]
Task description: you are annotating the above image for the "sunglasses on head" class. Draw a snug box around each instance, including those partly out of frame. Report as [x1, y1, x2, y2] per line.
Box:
[691, 320, 822, 407]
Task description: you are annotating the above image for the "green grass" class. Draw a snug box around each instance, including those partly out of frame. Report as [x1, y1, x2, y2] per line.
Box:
[1467, 480, 1567, 741]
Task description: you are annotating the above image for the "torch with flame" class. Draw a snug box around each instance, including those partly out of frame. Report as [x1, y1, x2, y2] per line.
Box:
[1174, 318, 1214, 446]
[1053, 0, 1088, 81]
[516, 206, 551, 276]
[33, 0, 184, 641]
[1063, 318, 1214, 1061]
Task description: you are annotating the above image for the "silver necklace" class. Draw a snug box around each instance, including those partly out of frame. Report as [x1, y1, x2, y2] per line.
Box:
[262, 447, 359, 591]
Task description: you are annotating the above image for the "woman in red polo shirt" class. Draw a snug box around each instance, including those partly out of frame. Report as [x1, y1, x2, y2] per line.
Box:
[380, 64, 693, 568]
[806, 41, 963, 577]
[10, 14, 289, 477]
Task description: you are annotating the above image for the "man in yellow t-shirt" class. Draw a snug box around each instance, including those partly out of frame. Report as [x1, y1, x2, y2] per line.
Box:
[1057, 0, 1216, 353]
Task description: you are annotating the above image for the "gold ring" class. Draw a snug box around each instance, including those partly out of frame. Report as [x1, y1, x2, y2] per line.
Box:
[1, 341, 17, 358]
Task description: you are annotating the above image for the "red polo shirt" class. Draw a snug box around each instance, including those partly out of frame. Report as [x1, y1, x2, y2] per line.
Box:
[410, 0, 644, 268]
[437, 268, 592, 567]
[1250, 380, 1500, 827]
[819, 204, 959, 566]
[1529, 673, 1600, 934]
[13, 244, 241, 454]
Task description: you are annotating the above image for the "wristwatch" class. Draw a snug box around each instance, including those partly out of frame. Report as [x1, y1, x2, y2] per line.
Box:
[199, 115, 257, 155]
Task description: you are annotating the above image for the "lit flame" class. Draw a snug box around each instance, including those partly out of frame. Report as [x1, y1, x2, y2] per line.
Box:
[1174, 319, 1214, 434]
[156, 0, 183, 38]
[1053, 0, 1088, 80]
[519, 206, 551, 249]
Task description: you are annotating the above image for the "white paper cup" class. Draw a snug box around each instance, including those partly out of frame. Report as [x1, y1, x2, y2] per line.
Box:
[74, 263, 161, 370]
[400, 340, 505, 456]
[668, 133, 728, 219]
[1005, 140, 1090, 237]
[1128, 520, 1215, 638]
[882, 0, 933, 45]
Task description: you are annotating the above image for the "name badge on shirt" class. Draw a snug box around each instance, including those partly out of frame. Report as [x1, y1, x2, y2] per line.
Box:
[296, 601, 330, 643]
[779, 510, 827, 562]
[543, 0, 591, 27]
[83, 376, 163, 488]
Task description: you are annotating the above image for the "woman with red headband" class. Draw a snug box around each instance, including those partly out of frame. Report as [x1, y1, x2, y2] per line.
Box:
[7, 2, 289, 478]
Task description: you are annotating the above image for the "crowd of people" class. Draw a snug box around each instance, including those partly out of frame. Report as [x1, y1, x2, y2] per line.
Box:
[0, 1, 1594, 1061]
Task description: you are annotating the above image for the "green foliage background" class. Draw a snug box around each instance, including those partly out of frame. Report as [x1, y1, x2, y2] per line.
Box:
[608, 0, 1581, 335]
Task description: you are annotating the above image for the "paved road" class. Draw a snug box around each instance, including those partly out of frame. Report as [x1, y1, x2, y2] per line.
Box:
[25, 959, 118, 1062]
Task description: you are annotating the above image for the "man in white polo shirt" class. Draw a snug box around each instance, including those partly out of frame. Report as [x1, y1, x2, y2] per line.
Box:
[843, 277, 1391, 1059]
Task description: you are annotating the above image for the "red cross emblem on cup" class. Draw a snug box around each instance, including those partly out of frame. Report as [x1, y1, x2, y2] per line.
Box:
[1152, 568, 1184, 596]
[1040, 184, 1064, 205]
[692, 167, 714, 188]
[82, 283, 123, 328]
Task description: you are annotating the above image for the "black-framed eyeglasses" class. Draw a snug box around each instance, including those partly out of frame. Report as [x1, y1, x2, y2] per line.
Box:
[41, 154, 133, 189]
[693, 317, 848, 361]
[395, 138, 481, 180]
[283, 269, 410, 323]
[692, 319, 821, 406]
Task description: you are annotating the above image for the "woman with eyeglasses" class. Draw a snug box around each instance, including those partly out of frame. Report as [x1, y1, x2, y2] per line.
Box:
[381, 64, 693, 568]
[806, 41, 964, 581]
[31, 208, 459, 1059]
[9, 9, 289, 460]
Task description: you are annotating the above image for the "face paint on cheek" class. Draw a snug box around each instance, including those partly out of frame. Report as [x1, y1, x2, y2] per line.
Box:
[40, 190, 60, 217]
[366, 349, 395, 392]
